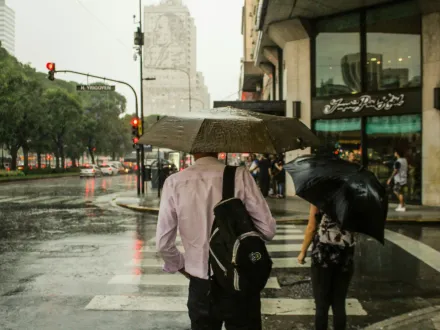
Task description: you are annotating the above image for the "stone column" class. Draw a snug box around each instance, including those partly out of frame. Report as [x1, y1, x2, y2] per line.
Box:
[422, 12, 440, 206]
[268, 18, 313, 196]
[283, 39, 312, 196]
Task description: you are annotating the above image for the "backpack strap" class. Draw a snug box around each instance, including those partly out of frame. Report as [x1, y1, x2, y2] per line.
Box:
[222, 166, 237, 200]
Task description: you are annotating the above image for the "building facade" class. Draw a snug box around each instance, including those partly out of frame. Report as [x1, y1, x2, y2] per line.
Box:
[240, 0, 440, 206]
[0, 0, 15, 55]
[143, 0, 210, 115]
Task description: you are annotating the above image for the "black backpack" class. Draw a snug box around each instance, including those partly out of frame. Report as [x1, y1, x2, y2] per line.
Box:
[209, 166, 273, 294]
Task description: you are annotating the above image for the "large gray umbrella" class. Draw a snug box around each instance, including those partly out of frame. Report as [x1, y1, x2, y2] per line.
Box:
[138, 107, 319, 154]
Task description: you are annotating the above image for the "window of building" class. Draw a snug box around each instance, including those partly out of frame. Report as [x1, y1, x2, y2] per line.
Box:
[314, 118, 362, 162]
[366, 1, 421, 91]
[366, 114, 421, 203]
[315, 13, 361, 97]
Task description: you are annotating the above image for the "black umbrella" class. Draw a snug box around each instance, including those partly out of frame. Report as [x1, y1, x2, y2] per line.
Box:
[285, 155, 388, 244]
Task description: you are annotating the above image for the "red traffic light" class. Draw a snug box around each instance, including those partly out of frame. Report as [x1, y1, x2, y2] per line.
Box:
[131, 117, 139, 127]
[46, 62, 55, 71]
[133, 137, 139, 144]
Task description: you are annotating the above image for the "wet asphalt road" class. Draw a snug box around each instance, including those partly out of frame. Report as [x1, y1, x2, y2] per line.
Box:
[1, 175, 440, 330]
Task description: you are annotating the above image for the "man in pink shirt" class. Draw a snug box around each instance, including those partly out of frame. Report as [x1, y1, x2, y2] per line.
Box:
[156, 152, 276, 329]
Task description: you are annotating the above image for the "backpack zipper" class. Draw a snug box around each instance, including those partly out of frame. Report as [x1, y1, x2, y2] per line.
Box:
[209, 227, 227, 276]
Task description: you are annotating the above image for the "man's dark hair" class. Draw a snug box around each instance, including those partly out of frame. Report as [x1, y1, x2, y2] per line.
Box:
[394, 148, 404, 157]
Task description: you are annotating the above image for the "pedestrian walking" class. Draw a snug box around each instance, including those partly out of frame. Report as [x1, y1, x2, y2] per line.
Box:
[387, 148, 408, 212]
[249, 154, 260, 183]
[257, 154, 271, 197]
[274, 158, 285, 198]
[156, 152, 276, 330]
[298, 204, 355, 330]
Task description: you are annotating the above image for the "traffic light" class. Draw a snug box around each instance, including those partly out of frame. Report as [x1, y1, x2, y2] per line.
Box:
[131, 117, 140, 148]
[46, 62, 56, 81]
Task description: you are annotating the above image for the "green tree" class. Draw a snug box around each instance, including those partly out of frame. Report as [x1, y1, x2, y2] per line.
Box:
[78, 85, 126, 163]
[42, 89, 83, 169]
[0, 47, 44, 170]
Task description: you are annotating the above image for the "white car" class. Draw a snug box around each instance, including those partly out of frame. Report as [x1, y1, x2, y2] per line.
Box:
[100, 164, 118, 176]
[80, 165, 103, 178]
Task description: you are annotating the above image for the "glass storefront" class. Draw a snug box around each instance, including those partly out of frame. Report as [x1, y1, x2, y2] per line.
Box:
[314, 0, 421, 97]
[314, 118, 362, 163]
[315, 13, 360, 97]
[367, 114, 422, 203]
[314, 114, 422, 203]
[366, 1, 421, 91]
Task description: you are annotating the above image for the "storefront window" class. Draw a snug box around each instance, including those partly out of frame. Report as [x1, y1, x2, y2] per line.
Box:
[366, 1, 421, 91]
[315, 13, 361, 97]
[314, 118, 362, 162]
[367, 114, 422, 203]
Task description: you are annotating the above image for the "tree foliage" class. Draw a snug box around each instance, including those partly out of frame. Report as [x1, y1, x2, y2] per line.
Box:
[0, 46, 133, 170]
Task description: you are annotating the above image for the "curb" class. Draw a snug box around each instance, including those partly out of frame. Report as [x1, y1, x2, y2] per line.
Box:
[363, 305, 440, 329]
[115, 203, 440, 224]
[0, 173, 79, 183]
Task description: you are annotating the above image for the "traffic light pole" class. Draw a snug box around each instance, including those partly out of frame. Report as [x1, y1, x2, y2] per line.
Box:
[139, 0, 146, 195]
[55, 69, 141, 195]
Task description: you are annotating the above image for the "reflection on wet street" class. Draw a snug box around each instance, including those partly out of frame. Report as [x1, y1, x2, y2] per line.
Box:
[1, 175, 440, 329]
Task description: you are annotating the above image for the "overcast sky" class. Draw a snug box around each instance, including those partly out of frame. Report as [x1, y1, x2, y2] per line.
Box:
[8, 0, 243, 114]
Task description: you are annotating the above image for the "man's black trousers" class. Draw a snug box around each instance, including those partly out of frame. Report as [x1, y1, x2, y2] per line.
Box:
[187, 276, 262, 330]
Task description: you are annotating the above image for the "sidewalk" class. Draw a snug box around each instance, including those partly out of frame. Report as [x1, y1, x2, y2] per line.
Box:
[364, 305, 440, 330]
[113, 189, 440, 223]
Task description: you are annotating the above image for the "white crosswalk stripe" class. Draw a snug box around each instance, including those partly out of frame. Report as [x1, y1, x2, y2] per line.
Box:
[141, 243, 302, 253]
[85, 296, 367, 315]
[0, 196, 27, 203]
[85, 222, 367, 318]
[125, 257, 310, 268]
[108, 274, 281, 289]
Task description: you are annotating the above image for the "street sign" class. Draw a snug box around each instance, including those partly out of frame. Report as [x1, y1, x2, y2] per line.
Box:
[144, 145, 153, 152]
[76, 85, 116, 92]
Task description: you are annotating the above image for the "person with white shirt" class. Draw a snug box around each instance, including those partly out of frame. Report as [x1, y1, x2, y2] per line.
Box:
[156, 152, 276, 330]
[387, 148, 408, 212]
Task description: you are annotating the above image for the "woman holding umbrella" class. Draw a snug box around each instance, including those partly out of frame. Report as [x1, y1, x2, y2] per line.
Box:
[297, 205, 356, 330]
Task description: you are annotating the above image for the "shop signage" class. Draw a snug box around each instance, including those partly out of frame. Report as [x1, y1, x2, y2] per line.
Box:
[323, 93, 405, 115]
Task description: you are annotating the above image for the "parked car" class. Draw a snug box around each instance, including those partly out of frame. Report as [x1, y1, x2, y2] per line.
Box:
[100, 164, 118, 176]
[80, 165, 102, 178]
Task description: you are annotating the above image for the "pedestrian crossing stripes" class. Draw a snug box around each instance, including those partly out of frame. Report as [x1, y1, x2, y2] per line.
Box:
[108, 274, 281, 289]
[125, 257, 310, 268]
[85, 296, 367, 315]
[85, 222, 368, 318]
[146, 233, 304, 244]
[140, 243, 302, 253]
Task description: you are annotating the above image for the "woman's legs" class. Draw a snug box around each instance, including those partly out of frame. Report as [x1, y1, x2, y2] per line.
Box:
[331, 265, 354, 330]
[311, 264, 332, 330]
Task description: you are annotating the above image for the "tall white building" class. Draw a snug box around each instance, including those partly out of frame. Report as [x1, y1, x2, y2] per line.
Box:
[143, 0, 210, 115]
[0, 0, 15, 55]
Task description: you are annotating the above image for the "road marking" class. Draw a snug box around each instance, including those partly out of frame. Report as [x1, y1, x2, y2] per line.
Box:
[276, 228, 302, 234]
[277, 224, 297, 229]
[85, 296, 366, 315]
[0, 196, 27, 203]
[272, 234, 303, 241]
[272, 257, 309, 268]
[64, 199, 89, 205]
[39, 197, 75, 204]
[108, 275, 280, 289]
[385, 229, 440, 273]
[146, 233, 304, 246]
[125, 257, 309, 268]
[141, 243, 301, 253]
[14, 196, 52, 204]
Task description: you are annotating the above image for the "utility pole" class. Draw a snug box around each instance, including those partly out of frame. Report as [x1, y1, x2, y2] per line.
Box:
[135, 1, 146, 195]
